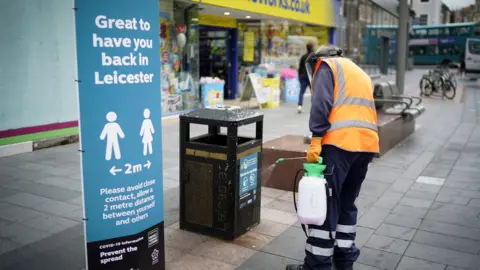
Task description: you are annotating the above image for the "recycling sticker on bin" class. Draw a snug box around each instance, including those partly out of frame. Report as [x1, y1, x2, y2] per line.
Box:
[239, 153, 258, 208]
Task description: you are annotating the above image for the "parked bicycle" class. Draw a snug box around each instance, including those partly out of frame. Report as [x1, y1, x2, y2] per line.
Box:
[419, 64, 456, 100]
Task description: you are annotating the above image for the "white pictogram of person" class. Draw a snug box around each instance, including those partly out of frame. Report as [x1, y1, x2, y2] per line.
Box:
[100, 112, 125, 161]
[140, 108, 155, 156]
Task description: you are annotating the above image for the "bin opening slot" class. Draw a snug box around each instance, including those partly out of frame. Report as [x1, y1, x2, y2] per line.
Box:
[191, 133, 255, 146]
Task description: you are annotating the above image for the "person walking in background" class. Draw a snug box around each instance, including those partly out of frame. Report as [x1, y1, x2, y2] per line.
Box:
[287, 45, 379, 270]
[297, 43, 314, 113]
[459, 53, 466, 78]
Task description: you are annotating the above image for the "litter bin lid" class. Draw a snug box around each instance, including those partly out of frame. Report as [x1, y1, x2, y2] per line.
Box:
[181, 105, 263, 123]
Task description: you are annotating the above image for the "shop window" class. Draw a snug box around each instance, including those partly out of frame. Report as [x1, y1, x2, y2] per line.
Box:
[159, 3, 200, 115]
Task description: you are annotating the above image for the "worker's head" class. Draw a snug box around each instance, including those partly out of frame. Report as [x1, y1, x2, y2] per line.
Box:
[315, 44, 343, 58]
[306, 43, 314, 53]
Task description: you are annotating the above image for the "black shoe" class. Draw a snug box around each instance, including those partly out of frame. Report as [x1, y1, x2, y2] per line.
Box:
[286, 264, 303, 270]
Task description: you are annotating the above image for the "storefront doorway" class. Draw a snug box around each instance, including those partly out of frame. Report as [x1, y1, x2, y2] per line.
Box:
[199, 25, 238, 99]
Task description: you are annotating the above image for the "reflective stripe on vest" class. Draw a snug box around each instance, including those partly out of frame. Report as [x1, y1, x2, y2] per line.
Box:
[319, 58, 378, 132]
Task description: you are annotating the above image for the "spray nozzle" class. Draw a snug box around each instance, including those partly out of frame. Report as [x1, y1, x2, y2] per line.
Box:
[275, 157, 305, 164]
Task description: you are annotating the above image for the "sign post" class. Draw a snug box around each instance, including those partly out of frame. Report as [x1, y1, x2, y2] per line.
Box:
[74, 0, 164, 269]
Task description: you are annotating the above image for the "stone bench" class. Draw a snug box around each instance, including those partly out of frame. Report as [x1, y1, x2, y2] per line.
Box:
[261, 113, 416, 190]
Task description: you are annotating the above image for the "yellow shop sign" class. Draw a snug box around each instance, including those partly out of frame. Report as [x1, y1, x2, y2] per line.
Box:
[198, 14, 238, 28]
[192, 0, 335, 27]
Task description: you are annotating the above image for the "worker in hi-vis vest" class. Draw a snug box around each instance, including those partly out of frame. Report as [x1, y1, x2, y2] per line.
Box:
[287, 45, 379, 270]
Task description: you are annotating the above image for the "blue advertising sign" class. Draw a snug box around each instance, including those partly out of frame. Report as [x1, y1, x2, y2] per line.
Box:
[74, 0, 163, 269]
[284, 78, 300, 103]
[239, 153, 258, 209]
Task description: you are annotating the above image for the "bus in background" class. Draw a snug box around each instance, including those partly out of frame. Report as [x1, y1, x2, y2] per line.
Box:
[362, 22, 480, 68]
[409, 22, 480, 66]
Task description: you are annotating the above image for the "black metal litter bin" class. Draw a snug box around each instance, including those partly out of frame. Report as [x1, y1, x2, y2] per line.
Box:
[179, 105, 263, 240]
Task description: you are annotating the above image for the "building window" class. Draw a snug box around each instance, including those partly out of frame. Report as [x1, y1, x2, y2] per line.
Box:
[419, 14, 428, 25]
[421, 0, 429, 2]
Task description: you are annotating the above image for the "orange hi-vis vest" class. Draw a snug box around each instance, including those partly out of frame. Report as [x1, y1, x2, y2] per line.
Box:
[313, 57, 379, 153]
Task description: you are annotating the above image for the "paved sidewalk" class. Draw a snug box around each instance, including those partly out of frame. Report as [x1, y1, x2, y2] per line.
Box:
[1, 70, 479, 270]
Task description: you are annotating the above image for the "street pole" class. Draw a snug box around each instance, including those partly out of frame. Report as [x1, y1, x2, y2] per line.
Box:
[396, 0, 408, 94]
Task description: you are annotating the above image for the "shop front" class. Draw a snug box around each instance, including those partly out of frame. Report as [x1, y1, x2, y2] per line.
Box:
[159, 0, 341, 116]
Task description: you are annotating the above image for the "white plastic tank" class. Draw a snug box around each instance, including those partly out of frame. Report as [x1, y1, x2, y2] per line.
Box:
[297, 175, 327, 226]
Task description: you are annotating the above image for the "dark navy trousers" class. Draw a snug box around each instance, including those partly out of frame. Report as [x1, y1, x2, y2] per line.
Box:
[303, 145, 375, 270]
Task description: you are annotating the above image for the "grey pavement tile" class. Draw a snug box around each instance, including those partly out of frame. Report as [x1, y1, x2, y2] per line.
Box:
[166, 253, 236, 270]
[391, 205, 429, 218]
[1, 167, 51, 182]
[2, 179, 81, 202]
[265, 199, 296, 213]
[356, 247, 402, 270]
[401, 152, 435, 179]
[356, 195, 379, 214]
[29, 199, 81, 218]
[443, 181, 480, 191]
[0, 205, 46, 223]
[365, 165, 403, 183]
[237, 250, 302, 270]
[357, 207, 391, 229]
[399, 197, 433, 209]
[421, 168, 452, 179]
[261, 187, 287, 198]
[404, 189, 438, 201]
[354, 263, 384, 270]
[164, 227, 209, 251]
[364, 234, 409, 255]
[375, 223, 416, 241]
[22, 214, 80, 234]
[1, 193, 50, 208]
[419, 220, 480, 241]
[413, 230, 480, 255]
[58, 207, 84, 221]
[410, 183, 442, 194]
[396, 256, 446, 270]
[359, 180, 390, 197]
[384, 213, 422, 229]
[190, 239, 256, 266]
[0, 186, 21, 199]
[34, 176, 82, 192]
[387, 179, 415, 194]
[372, 191, 404, 210]
[0, 223, 51, 245]
[468, 199, 480, 208]
[0, 239, 22, 256]
[356, 226, 375, 248]
[262, 226, 305, 261]
[425, 210, 480, 229]
[430, 202, 480, 217]
[260, 207, 297, 225]
[67, 196, 84, 206]
[435, 190, 471, 206]
[446, 267, 469, 270]
[405, 242, 480, 269]
[0, 173, 17, 186]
